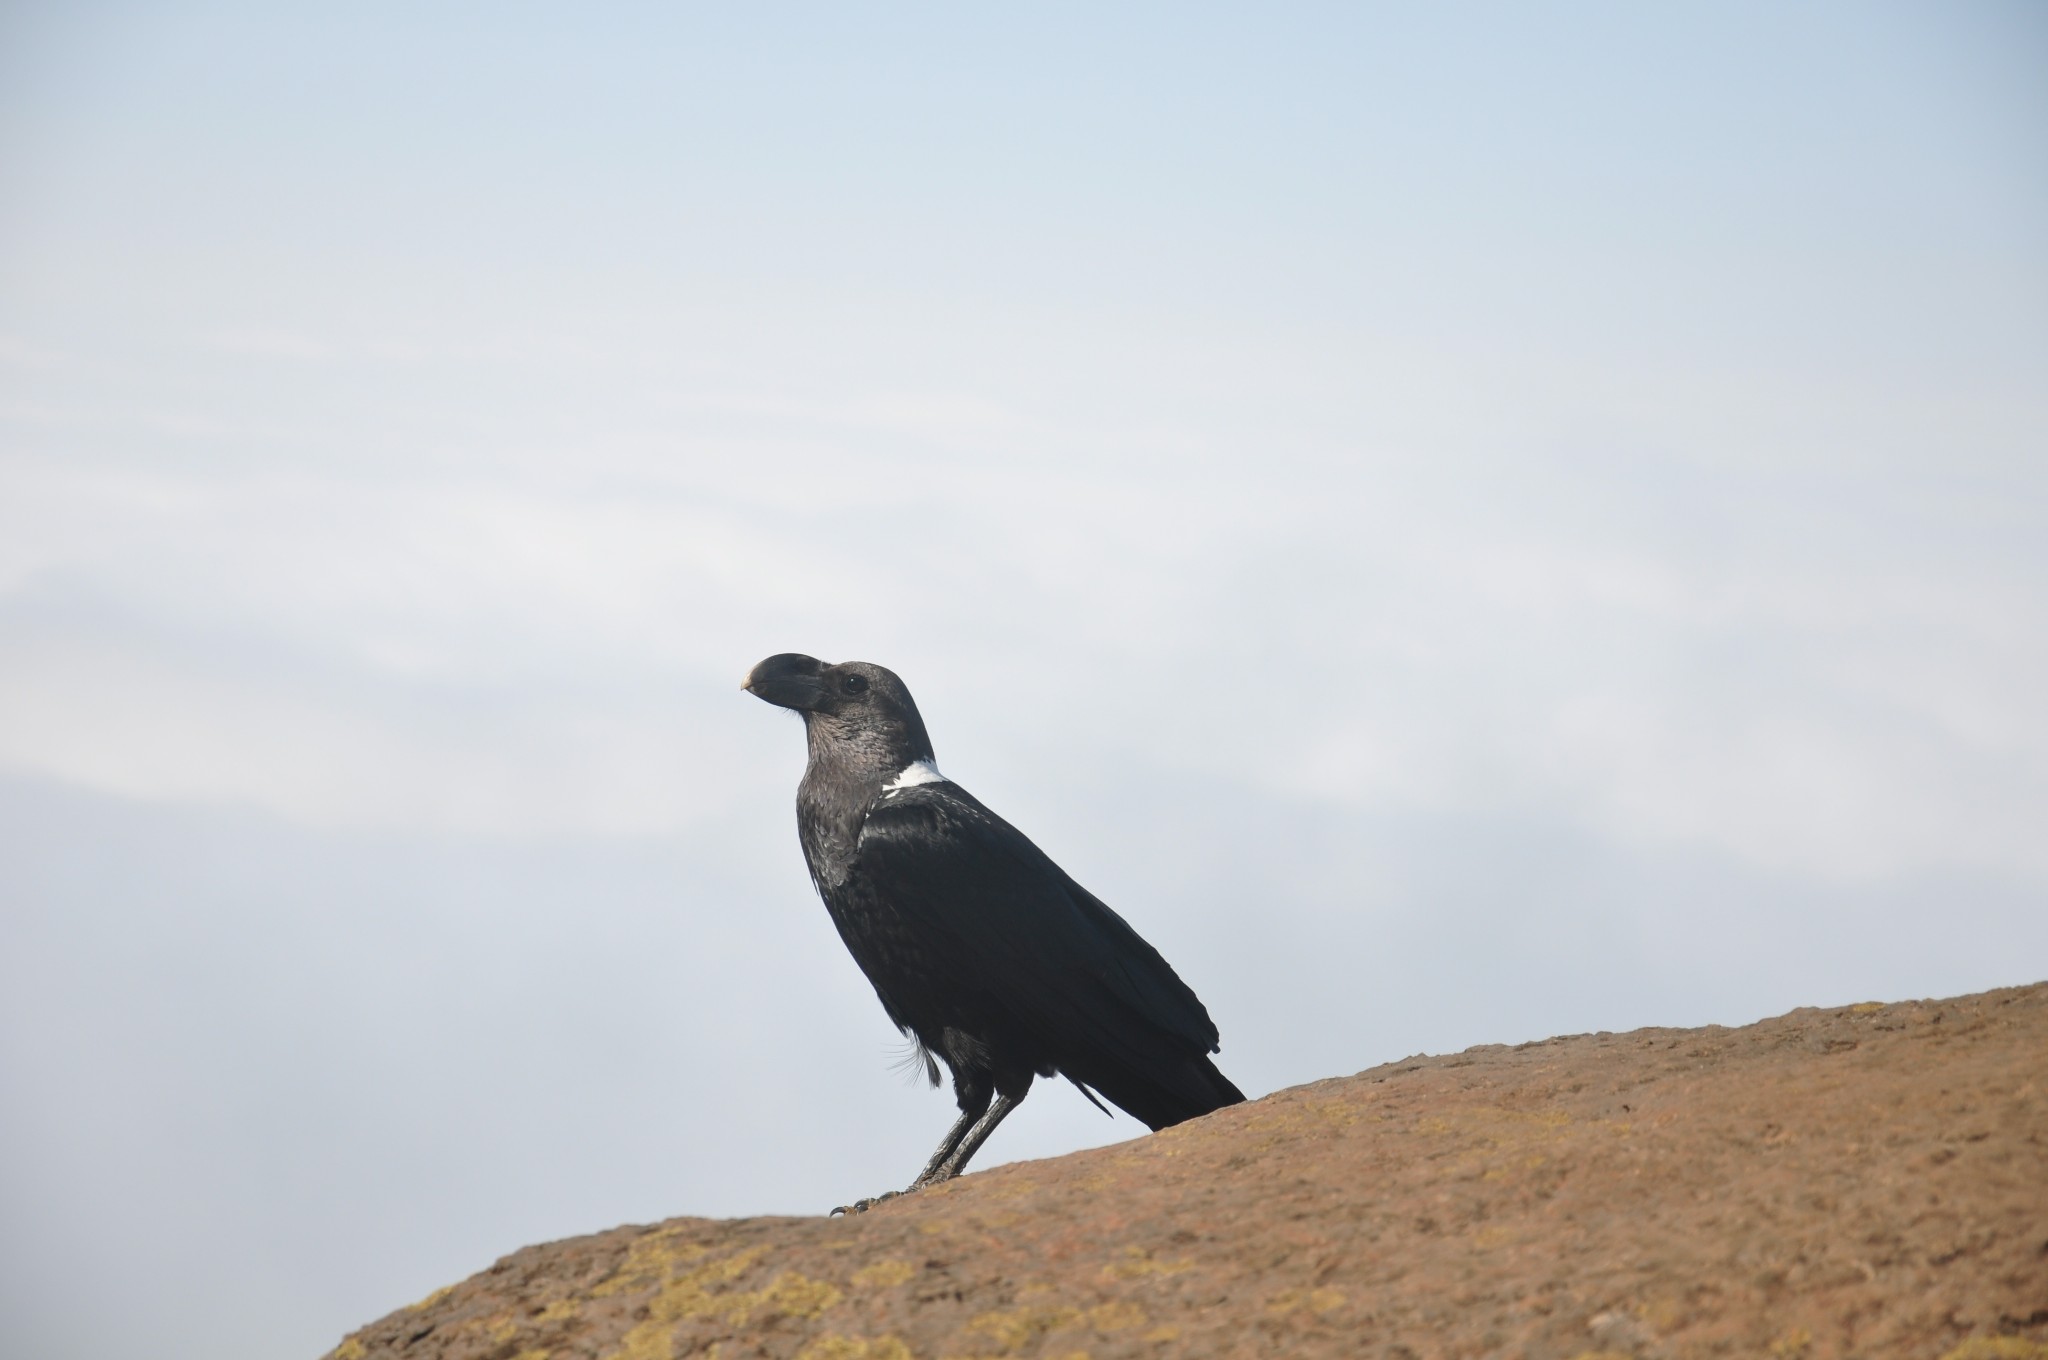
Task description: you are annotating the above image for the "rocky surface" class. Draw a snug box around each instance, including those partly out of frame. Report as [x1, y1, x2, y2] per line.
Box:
[327, 984, 2047, 1360]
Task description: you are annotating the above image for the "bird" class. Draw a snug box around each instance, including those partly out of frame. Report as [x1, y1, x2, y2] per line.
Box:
[743, 652, 1245, 1213]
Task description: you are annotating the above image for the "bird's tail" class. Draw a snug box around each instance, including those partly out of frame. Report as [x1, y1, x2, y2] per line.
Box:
[1073, 1053, 1246, 1133]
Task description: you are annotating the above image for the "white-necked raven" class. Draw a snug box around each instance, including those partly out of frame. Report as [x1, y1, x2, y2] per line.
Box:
[744, 653, 1245, 1212]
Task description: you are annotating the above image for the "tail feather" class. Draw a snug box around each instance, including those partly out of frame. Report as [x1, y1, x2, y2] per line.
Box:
[1072, 1053, 1246, 1132]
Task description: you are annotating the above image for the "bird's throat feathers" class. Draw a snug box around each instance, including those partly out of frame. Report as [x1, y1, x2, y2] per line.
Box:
[801, 709, 934, 787]
[797, 708, 942, 888]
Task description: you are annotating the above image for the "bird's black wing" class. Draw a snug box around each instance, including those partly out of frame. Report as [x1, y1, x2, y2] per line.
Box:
[853, 781, 1221, 1082]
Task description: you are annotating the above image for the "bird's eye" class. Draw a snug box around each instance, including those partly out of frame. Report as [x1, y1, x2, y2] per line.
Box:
[841, 674, 869, 695]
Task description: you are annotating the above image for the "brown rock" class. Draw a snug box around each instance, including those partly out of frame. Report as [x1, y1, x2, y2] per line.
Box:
[326, 983, 2048, 1360]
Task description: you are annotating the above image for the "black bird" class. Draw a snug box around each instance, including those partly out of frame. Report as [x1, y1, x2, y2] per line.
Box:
[744, 653, 1245, 1211]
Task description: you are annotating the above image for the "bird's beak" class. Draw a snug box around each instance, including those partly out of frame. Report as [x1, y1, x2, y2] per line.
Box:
[743, 653, 827, 711]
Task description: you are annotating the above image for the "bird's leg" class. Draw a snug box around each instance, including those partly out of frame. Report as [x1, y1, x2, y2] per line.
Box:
[915, 1079, 1029, 1187]
[910, 1103, 985, 1187]
[830, 1088, 991, 1216]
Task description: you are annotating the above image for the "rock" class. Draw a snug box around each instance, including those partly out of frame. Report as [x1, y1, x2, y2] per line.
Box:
[325, 983, 2048, 1360]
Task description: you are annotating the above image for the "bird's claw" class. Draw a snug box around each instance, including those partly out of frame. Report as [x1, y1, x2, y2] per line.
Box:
[828, 1190, 903, 1216]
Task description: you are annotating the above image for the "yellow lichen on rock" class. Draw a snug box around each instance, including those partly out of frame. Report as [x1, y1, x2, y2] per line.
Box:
[1266, 1287, 1345, 1316]
[1096, 1245, 1191, 1282]
[592, 1224, 708, 1298]
[755, 1271, 845, 1321]
[610, 1316, 677, 1360]
[1236, 1095, 1361, 1146]
[409, 1284, 456, 1312]
[1940, 1341, 2048, 1360]
[965, 1304, 1083, 1350]
[329, 1340, 366, 1360]
[1086, 1300, 1147, 1331]
[614, 1285, 778, 1360]
[1768, 1326, 1813, 1358]
[795, 1335, 914, 1360]
[850, 1259, 917, 1288]
[981, 1177, 1045, 1205]
[961, 1298, 1153, 1352]
[1633, 1295, 1687, 1333]
[601, 1246, 848, 1359]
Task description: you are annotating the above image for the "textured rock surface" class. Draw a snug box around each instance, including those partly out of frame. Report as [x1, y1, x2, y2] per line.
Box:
[327, 984, 2048, 1360]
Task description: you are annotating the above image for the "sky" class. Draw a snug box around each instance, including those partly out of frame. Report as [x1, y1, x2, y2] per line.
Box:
[1, 4, 2045, 1358]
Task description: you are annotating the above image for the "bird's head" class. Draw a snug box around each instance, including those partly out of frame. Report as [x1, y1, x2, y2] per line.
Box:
[743, 653, 935, 768]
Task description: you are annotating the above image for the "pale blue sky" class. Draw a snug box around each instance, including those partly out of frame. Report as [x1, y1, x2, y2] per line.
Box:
[2, 6, 2045, 1360]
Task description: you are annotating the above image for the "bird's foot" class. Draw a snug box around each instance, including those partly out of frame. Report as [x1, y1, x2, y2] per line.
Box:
[828, 1190, 902, 1216]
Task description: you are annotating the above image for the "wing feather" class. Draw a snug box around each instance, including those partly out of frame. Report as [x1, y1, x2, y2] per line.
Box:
[854, 783, 1220, 1071]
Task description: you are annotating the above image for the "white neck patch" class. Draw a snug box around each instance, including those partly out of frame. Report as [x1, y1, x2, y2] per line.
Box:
[882, 759, 947, 795]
